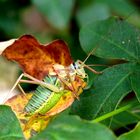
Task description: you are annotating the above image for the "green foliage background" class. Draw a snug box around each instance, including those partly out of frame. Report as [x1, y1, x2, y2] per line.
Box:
[1, 0, 140, 139]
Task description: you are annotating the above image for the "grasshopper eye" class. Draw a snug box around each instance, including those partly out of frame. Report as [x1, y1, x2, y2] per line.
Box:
[73, 62, 81, 70]
[85, 74, 88, 78]
[72, 62, 77, 69]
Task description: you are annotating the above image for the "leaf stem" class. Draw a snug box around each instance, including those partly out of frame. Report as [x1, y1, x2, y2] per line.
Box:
[92, 103, 134, 123]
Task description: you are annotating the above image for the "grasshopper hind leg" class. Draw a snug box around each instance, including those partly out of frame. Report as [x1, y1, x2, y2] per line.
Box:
[3, 73, 25, 103]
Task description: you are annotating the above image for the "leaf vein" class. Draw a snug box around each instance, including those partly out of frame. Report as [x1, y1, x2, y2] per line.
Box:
[94, 72, 131, 118]
[89, 29, 138, 60]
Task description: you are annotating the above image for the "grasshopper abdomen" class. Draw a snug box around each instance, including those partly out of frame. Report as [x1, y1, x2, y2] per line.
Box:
[24, 76, 64, 115]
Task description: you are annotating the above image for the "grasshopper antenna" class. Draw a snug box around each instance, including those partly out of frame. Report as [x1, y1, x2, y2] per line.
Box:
[79, 45, 102, 74]
[82, 46, 99, 65]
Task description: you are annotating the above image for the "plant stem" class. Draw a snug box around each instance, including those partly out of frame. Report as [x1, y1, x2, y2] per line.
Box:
[92, 103, 134, 123]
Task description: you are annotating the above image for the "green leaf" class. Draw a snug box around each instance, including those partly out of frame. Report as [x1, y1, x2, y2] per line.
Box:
[117, 122, 140, 140]
[32, 0, 75, 30]
[131, 64, 140, 102]
[70, 63, 133, 120]
[80, 17, 140, 61]
[76, 0, 140, 28]
[94, 0, 137, 17]
[76, 3, 110, 27]
[30, 113, 116, 140]
[0, 105, 24, 140]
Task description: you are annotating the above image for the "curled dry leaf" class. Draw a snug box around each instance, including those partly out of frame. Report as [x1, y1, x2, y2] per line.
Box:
[2, 35, 73, 80]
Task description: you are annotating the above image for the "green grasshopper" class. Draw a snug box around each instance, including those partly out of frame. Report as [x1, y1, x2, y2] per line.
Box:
[3, 60, 101, 116]
[2, 38, 101, 116]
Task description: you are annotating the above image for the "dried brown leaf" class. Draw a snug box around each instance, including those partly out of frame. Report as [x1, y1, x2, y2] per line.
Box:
[2, 35, 73, 80]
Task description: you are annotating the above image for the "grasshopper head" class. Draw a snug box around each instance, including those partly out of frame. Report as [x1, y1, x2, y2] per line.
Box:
[72, 60, 88, 79]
